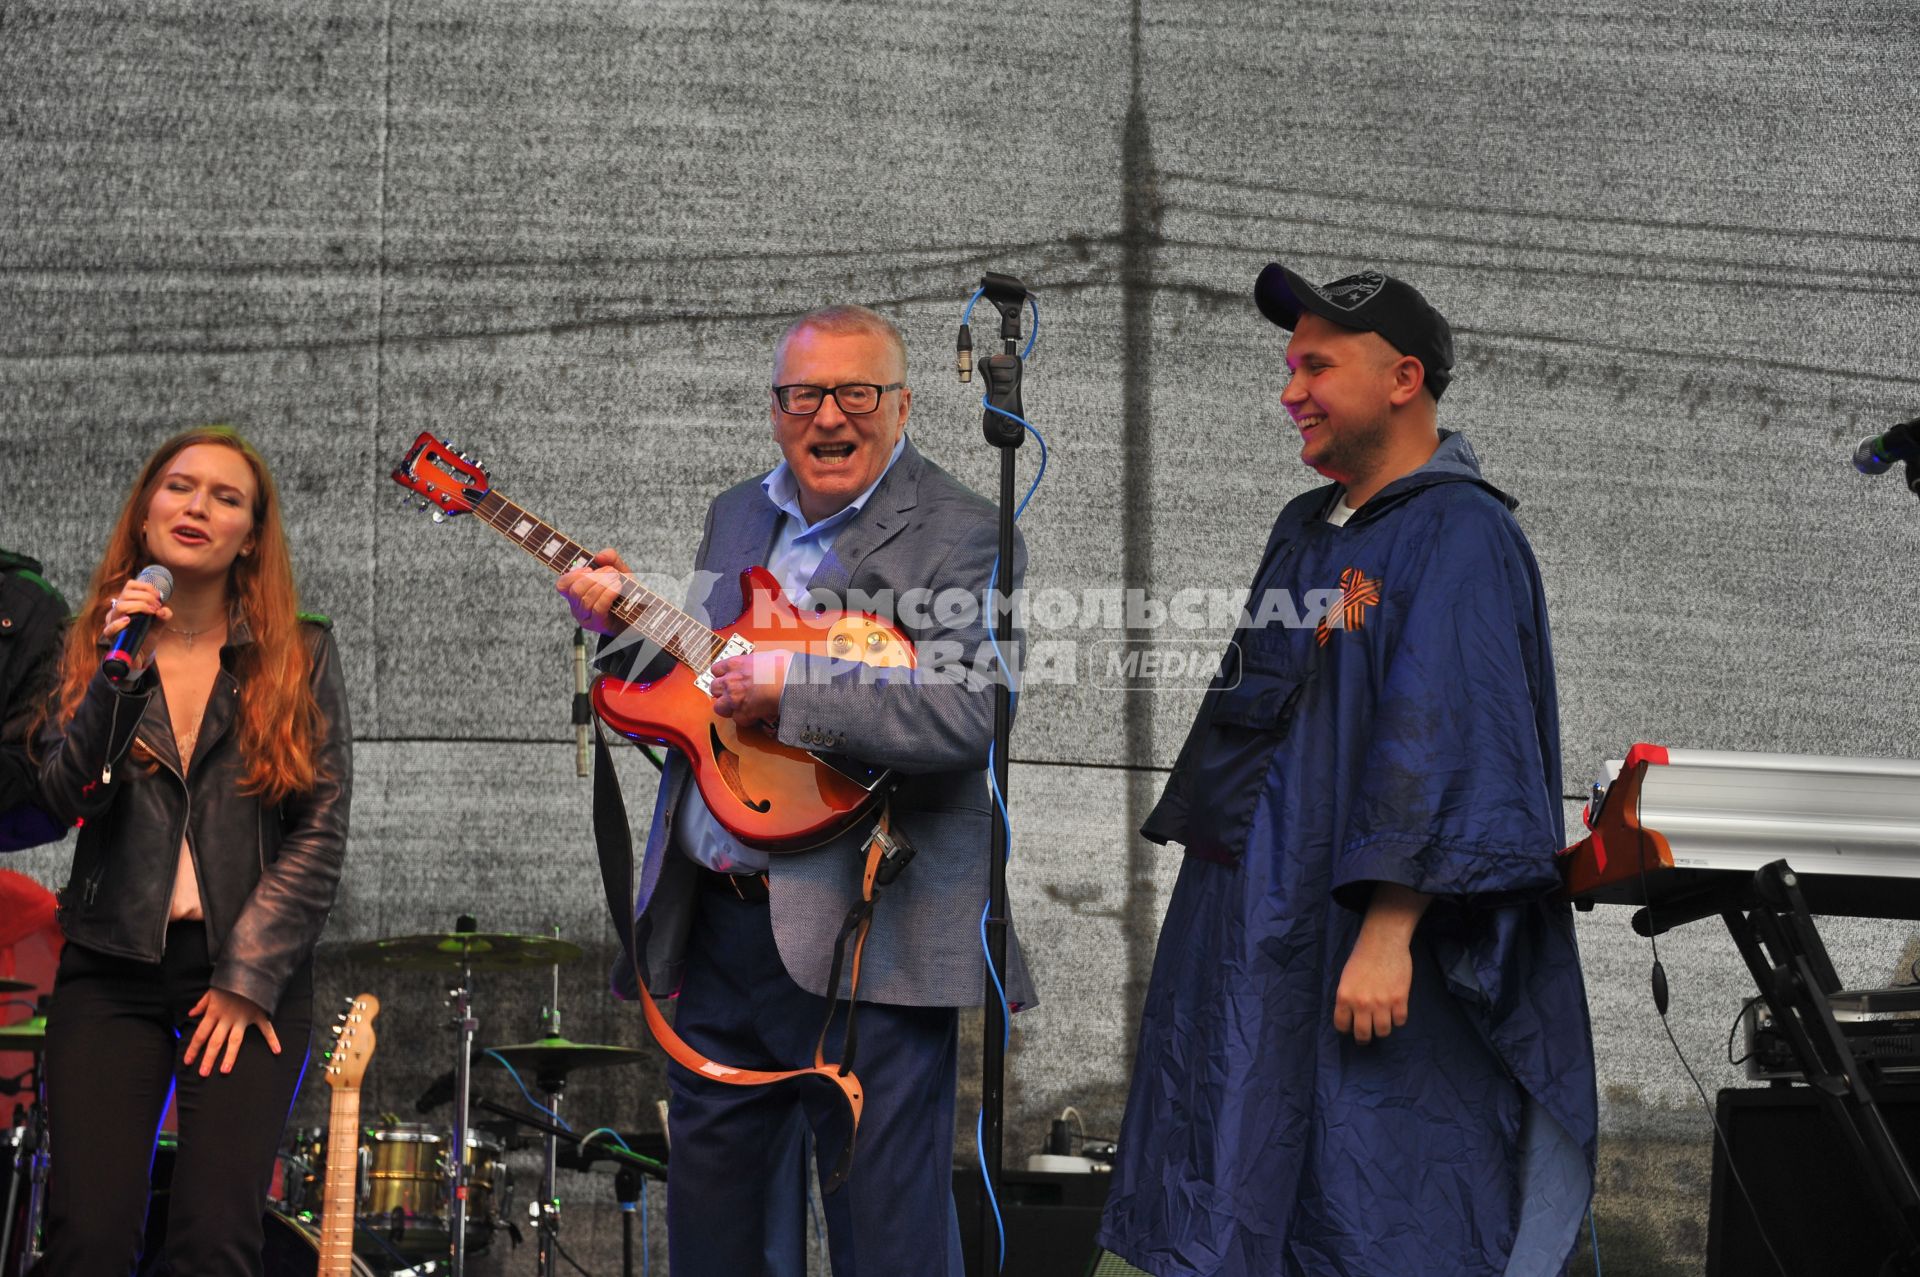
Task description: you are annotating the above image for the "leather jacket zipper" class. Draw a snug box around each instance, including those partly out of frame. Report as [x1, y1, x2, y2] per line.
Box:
[138, 732, 193, 956]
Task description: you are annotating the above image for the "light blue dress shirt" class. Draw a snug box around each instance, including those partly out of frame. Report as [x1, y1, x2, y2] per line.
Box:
[673, 433, 909, 874]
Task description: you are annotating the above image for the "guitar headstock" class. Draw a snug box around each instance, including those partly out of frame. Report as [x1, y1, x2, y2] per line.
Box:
[323, 993, 380, 1090]
[392, 433, 490, 521]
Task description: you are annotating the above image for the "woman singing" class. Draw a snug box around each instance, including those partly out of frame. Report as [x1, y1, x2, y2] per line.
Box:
[32, 426, 351, 1275]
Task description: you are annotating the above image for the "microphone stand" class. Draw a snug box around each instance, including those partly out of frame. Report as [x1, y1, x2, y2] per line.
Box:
[968, 270, 1030, 1275]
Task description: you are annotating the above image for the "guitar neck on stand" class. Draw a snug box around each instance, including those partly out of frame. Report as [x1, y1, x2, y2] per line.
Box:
[318, 994, 379, 1277]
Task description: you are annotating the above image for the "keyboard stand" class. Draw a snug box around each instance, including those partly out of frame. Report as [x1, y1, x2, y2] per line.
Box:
[1640, 858, 1920, 1276]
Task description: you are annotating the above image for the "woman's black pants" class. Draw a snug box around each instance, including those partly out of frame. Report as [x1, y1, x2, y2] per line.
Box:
[30, 923, 311, 1277]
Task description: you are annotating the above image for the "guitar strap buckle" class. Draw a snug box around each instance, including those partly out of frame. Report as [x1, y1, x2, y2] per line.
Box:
[869, 819, 917, 887]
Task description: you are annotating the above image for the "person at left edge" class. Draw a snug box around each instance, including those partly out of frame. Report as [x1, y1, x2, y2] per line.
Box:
[0, 547, 69, 851]
[30, 426, 352, 1277]
[559, 305, 1034, 1276]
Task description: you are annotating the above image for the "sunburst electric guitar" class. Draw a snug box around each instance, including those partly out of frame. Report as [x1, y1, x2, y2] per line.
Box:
[391, 433, 912, 851]
[317, 993, 378, 1277]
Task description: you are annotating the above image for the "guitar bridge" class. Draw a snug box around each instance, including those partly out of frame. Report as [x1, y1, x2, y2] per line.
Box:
[693, 633, 755, 695]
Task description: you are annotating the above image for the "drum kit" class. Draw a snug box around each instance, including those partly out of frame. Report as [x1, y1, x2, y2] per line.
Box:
[0, 928, 664, 1277]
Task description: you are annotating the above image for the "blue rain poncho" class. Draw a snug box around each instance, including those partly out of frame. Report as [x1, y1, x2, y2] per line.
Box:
[1099, 433, 1596, 1277]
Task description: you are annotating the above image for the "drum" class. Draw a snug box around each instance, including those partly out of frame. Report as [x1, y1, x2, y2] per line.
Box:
[347, 1123, 511, 1262]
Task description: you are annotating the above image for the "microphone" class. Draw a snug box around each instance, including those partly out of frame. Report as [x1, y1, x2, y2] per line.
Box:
[103, 565, 175, 683]
[415, 1068, 457, 1113]
[1852, 416, 1920, 475]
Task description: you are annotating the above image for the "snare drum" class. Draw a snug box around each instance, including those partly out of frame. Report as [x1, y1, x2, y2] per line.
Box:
[353, 1122, 510, 1260]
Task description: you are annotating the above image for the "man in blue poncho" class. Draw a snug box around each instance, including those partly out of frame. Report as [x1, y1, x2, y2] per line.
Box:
[1099, 265, 1597, 1277]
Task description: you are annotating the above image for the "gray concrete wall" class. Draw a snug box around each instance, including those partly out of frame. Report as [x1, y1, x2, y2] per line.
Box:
[4, 0, 1918, 1272]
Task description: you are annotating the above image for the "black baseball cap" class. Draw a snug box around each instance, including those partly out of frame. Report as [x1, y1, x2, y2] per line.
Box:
[1254, 264, 1454, 400]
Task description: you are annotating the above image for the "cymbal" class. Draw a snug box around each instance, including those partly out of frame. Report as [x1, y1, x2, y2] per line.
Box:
[481, 1036, 649, 1077]
[346, 932, 584, 972]
[0, 977, 35, 994]
[0, 1015, 48, 1047]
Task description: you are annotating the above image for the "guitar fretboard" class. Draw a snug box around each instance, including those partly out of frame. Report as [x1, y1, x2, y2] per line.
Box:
[473, 491, 726, 672]
[317, 1085, 360, 1274]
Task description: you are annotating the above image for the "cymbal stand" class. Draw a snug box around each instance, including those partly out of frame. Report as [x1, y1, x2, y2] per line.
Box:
[448, 940, 478, 1276]
[534, 934, 563, 1277]
[470, 1096, 667, 1277]
[533, 1071, 565, 1277]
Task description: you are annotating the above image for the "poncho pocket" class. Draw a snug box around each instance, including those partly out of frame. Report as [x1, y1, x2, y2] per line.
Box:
[1181, 671, 1303, 866]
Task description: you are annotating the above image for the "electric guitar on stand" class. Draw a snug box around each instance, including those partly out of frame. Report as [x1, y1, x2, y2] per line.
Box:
[390, 433, 912, 851]
[317, 994, 378, 1277]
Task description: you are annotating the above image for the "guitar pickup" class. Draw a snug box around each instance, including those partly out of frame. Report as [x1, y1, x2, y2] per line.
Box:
[693, 634, 755, 695]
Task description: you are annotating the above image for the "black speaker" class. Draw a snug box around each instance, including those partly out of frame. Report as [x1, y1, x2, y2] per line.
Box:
[954, 1167, 1124, 1277]
[1708, 1085, 1920, 1276]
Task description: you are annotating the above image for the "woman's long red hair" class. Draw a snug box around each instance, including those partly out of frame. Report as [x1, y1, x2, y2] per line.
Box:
[50, 426, 325, 804]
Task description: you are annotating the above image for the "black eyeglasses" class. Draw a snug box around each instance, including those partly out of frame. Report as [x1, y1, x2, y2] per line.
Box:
[772, 383, 903, 416]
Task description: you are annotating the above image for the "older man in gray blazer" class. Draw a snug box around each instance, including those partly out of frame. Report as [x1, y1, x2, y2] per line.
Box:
[560, 304, 1031, 1277]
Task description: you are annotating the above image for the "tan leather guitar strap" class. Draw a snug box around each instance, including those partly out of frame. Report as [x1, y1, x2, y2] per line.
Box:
[591, 728, 903, 1193]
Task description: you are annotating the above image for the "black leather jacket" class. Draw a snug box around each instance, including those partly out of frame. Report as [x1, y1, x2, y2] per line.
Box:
[36, 617, 351, 1013]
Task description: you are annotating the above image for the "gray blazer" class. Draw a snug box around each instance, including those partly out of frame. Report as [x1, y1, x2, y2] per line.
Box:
[611, 439, 1035, 1010]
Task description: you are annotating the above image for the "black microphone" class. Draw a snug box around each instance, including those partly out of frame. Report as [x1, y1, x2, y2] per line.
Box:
[415, 1068, 457, 1113]
[1852, 416, 1920, 475]
[103, 565, 175, 683]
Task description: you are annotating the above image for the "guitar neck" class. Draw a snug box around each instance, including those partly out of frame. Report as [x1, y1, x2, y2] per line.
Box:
[316, 1085, 361, 1275]
[470, 490, 724, 672]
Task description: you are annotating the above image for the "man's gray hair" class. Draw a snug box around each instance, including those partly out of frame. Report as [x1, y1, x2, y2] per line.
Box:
[775, 305, 908, 381]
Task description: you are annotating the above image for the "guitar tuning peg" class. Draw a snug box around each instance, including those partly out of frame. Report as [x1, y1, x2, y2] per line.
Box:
[441, 438, 453, 448]
[431, 510, 447, 524]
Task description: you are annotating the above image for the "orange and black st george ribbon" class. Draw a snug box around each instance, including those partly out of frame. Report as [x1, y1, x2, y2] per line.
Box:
[1316, 567, 1382, 647]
